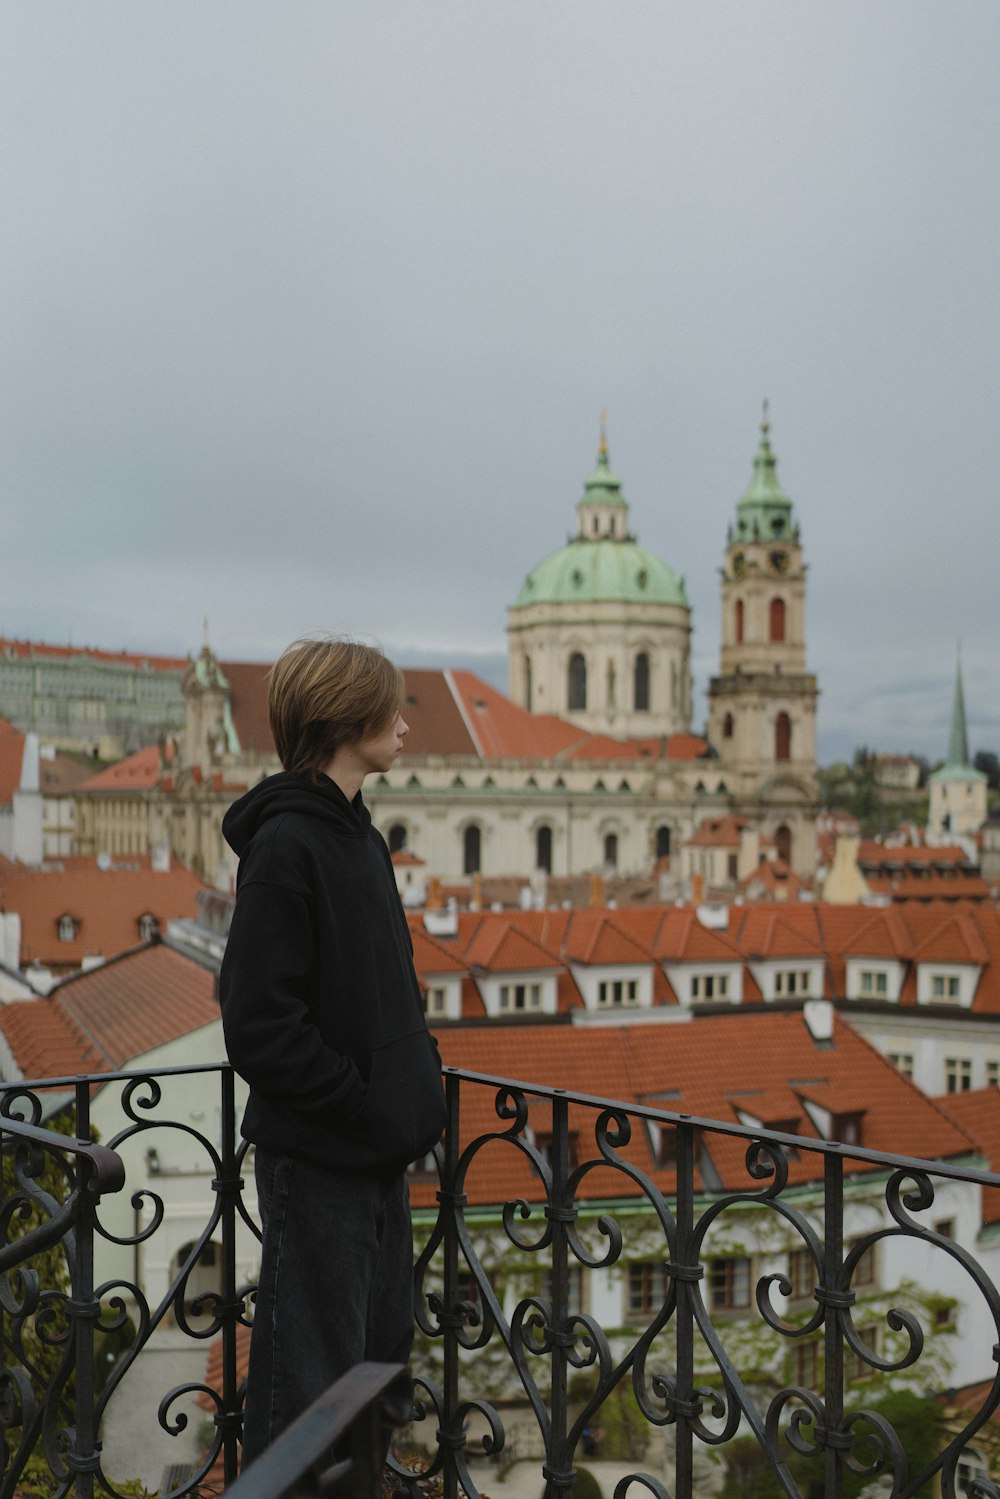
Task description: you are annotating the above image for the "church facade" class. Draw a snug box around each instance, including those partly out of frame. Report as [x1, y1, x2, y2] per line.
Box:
[72, 416, 821, 888]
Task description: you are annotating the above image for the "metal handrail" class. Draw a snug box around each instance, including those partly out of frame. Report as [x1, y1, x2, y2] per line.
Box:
[222, 1362, 409, 1499]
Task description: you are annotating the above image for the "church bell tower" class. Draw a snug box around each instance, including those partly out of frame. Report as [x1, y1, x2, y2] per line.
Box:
[708, 410, 818, 874]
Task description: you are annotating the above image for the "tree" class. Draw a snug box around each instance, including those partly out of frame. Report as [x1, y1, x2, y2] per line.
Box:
[974, 750, 1000, 791]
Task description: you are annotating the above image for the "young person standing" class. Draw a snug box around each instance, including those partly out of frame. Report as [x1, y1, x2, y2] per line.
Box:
[219, 637, 446, 1468]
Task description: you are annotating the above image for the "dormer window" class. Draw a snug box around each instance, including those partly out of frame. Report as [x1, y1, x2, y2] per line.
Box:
[58, 914, 77, 943]
[691, 973, 729, 1002]
[845, 959, 904, 1004]
[774, 969, 812, 998]
[916, 963, 979, 1008]
[138, 913, 159, 942]
[499, 982, 542, 1013]
[597, 978, 638, 1007]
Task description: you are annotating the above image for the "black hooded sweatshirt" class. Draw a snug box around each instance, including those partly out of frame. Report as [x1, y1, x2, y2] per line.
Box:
[218, 771, 446, 1174]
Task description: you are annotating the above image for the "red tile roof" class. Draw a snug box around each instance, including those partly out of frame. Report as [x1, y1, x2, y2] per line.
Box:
[858, 842, 973, 868]
[685, 816, 752, 849]
[911, 913, 990, 965]
[406, 901, 1000, 1017]
[463, 918, 561, 973]
[414, 1011, 974, 1210]
[931, 1087, 1000, 1226]
[0, 942, 219, 1077]
[561, 911, 652, 967]
[77, 745, 162, 792]
[0, 636, 187, 671]
[221, 661, 275, 757]
[0, 855, 207, 967]
[0, 719, 25, 805]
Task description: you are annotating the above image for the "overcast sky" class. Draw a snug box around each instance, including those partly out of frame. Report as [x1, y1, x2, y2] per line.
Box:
[1, 3, 997, 764]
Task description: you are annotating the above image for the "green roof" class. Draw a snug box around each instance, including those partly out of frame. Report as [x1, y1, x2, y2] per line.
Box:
[512, 426, 689, 610]
[577, 444, 626, 510]
[513, 537, 688, 609]
[731, 413, 797, 544]
[929, 653, 986, 783]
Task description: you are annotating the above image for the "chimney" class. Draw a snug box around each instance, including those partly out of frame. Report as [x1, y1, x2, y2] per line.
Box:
[822, 835, 869, 904]
[803, 999, 834, 1044]
[737, 825, 761, 881]
[589, 872, 604, 908]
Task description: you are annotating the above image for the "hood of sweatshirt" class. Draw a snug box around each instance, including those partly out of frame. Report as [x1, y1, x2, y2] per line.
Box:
[222, 771, 371, 858]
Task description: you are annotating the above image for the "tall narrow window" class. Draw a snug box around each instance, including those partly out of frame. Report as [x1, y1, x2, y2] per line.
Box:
[775, 824, 792, 864]
[775, 712, 792, 761]
[633, 652, 650, 711]
[723, 712, 734, 739]
[655, 825, 671, 859]
[770, 597, 786, 642]
[735, 599, 744, 644]
[604, 833, 618, 868]
[523, 655, 532, 711]
[568, 653, 587, 711]
[388, 824, 407, 854]
[536, 824, 553, 874]
[463, 825, 481, 875]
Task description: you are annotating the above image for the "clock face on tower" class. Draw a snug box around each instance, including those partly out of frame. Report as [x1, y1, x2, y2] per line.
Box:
[769, 549, 789, 574]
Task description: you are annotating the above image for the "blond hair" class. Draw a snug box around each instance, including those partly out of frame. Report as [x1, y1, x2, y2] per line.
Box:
[268, 638, 404, 778]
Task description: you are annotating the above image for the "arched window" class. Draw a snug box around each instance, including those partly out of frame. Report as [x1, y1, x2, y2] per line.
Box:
[604, 833, 618, 868]
[535, 825, 553, 874]
[463, 825, 481, 876]
[769, 597, 786, 643]
[723, 712, 734, 739]
[568, 653, 587, 711]
[735, 599, 744, 644]
[388, 824, 407, 854]
[523, 655, 532, 711]
[655, 825, 671, 859]
[633, 652, 650, 711]
[775, 712, 792, 762]
[775, 825, 792, 865]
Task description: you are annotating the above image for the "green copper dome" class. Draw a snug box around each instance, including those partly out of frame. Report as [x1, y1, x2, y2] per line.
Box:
[731, 408, 798, 544]
[513, 427, 688, 610]
[513, 536, 688, 609]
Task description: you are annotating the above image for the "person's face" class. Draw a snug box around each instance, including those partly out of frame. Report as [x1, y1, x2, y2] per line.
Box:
[354, 710, 409, 774]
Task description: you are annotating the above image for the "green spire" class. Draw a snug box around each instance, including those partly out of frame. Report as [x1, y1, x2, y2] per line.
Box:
[946, 650, 971, 767]
[580, 411, 626, 506]
[732, 402, 796, 543]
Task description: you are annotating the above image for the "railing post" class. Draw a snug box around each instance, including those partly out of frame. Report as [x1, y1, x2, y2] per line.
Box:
[68, 1079, 100, 1499]
[671, 1121, 699, 1499]
[438, 1070, 463, 1499]
[217, 1067, 245, 1485]
[543, 1092, 575, 1499]
[821, 1149, 846, 1499]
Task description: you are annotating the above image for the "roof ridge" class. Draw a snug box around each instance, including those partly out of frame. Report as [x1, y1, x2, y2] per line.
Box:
[443, 669, 486, 759]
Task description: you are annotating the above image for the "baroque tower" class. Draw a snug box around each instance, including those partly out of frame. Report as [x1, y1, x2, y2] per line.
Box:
[507, 424, 692, 738]
[708, 411, 818, 874]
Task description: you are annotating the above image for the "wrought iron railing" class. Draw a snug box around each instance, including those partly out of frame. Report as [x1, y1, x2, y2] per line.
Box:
[2, 1062, 1000, 1498]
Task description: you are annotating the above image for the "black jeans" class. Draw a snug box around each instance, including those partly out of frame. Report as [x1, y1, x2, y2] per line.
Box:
[241, 1146, 414, 1470]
